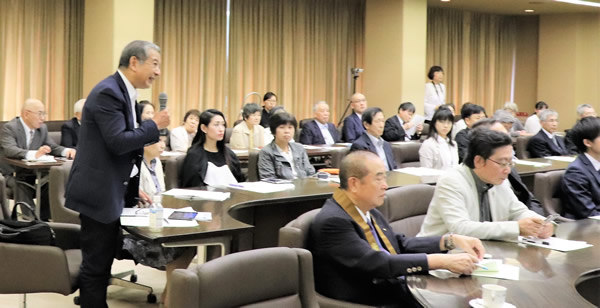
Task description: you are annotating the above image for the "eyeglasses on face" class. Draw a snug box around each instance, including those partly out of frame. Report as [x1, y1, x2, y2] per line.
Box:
[487, 158, 515, 168]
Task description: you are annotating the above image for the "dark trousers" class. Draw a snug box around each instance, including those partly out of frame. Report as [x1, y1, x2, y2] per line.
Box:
[79, 214, 122, 308]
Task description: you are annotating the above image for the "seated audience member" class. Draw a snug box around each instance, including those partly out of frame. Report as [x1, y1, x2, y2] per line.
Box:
[258, 112, 315, 180]
[342, 93, 368, 142]
[565, 104, 597, 153]
[180, 109, 244, 187]
[350, 107, 397, 170]
[455, 104, 486, 163]
[259, 92, 278, 128]
[60, 98, 85, 148]
[299, 101, 340, 145]
[230, 103, 265, 149]
[561, 117, 600, 219]
[0, 99, 76, 220]
[418, 129, 552, 240]
[472, 119, 544, 215]
[524, 101, 548, 134]
[140, 137, 166, 197]
[308, 150, 484, 307]
[527, 109, 572, 158]
[501, 102, 526, 136]
[419, 107, 458, 170]
[138, 100, 155, 120]
[170, 109, 200, 152]
[451, 103, 471, 139]
[382, 102, 423, 142]
[494, 110, 517, 135]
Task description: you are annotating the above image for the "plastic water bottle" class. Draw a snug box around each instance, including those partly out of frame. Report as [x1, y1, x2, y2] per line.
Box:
[149, 194, 164, 232]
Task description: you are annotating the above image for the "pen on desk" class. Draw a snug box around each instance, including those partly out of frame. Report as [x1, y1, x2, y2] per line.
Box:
[475, 264, 489, 270]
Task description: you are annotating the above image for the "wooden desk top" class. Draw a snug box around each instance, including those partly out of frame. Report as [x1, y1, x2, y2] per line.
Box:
[514, 157, 572, 176]
[408, 219, 600, 307]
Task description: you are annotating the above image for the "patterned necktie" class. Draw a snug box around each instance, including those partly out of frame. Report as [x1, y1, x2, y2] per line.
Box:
[28, 130, 34, 148]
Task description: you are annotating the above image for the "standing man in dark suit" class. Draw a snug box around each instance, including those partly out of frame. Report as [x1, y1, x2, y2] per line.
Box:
[527, 109, 571, 158]
[308, 150, 483, 306]
[561, 117, 600, 219]
[350, 107, 398, 170]
[60, 98, 85, 148]
[0, 98, 76, 220]
[65, 40, 170, 307]
[299, 101, 340, 145]
[382, 102, 423, 142]
[342, 93, 367, 142]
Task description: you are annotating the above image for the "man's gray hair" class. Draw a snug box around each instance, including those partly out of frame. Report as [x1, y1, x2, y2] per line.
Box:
[539, 109, 558, 121]
[118, 40, 161, 68]
[313, 101, 328, 113]
[503, 102, 518, 113]
[74, 99, 86, 113]
[576, 104, 593, 117]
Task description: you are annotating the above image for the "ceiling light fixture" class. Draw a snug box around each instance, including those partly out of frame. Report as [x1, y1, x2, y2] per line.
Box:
[440, 0, 451, 2]
[524, 9, 535, 12]
[555, 0, 600, 8]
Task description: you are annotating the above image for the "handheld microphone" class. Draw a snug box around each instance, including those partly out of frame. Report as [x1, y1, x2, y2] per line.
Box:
[159, 92, 168, 110]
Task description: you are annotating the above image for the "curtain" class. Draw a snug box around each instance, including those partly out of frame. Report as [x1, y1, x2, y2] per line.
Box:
[427, 7, 516, 114]
[228, 0, 365, 125]
[153, 0, 227, 126]
[0, 0, 83, 121]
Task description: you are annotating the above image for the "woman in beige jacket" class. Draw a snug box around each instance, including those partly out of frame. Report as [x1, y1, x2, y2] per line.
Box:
[230, 103, 265, 149]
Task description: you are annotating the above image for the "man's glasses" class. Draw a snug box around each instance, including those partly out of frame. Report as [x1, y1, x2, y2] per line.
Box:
[488, 158, 515, 168]
[27, 110, 47, 118]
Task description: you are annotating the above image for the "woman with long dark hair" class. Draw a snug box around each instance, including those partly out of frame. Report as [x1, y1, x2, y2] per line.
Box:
[180, 109, 245, 187]
[424, 66, 446, 121]
[419, 107, 458, 170]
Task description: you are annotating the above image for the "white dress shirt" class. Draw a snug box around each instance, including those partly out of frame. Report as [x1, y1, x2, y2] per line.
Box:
[316, 120, 335, 145]
[367, 133, 390, 171]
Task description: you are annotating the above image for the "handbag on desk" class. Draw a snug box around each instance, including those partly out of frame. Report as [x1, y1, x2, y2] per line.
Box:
[0, 202, 55, 245]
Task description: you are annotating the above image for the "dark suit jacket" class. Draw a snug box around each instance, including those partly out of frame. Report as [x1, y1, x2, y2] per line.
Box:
[299, 119, 340, 145]
[65, 72, 160, 224]
[308, 197, 442, 306]
[455, 128, 470, 163]
[342, 112, 365, 142]
[0, 117, 65, 176]
[60, 117, 80, 148]
[561, 154, 600, 219]
[564, 128, 579, 154]
[527, 130, 570, 158]
[382, 115, 419, 142]
[350, 132, 397, 170]
[508, 168, 544, 215]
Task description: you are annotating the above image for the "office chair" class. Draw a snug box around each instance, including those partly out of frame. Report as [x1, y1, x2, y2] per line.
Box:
[378, 184, 435, 237]
[392, 142, 422, 168]
[533, 170, 573, 223]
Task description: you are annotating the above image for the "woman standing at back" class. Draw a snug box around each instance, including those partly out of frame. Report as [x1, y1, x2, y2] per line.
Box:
[424, 66, 446, 122]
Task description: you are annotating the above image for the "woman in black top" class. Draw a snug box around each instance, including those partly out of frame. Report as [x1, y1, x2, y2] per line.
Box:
[180, 109, 245, 187]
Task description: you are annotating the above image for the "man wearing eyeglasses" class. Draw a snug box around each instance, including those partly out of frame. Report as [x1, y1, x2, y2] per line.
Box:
[0, 98, 76, 221]
[418, 129, 553, 241]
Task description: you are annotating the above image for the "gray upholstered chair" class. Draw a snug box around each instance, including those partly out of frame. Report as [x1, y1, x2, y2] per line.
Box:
[247, 150, 260, 182]
[224, 127, 233, 144]
[391, 142, 422, 168]
[163, 154, 186, 190]
[49, 161, 79, 224]
[329, 147, 350, 169]
[168, 247, 319, 308]
[533, 170, 573, 223]
[0, 222, 81, 307]
[279, 209, 375, 308]
[378, 184, 435, 237]
[515, 135, 532, 159]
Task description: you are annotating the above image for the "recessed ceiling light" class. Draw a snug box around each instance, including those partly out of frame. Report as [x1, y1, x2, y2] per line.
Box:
[524, 9, 535, 12]
[440, 0, 451, 2]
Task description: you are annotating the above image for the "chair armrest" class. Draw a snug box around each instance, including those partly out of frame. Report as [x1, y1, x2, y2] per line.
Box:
[168, 266, 200, 308]
[278, 226, 304, 248]
[48, 222, 81, 250]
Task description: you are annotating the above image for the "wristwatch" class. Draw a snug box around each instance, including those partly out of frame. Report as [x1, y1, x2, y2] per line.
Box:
[444, 233, 455, 250]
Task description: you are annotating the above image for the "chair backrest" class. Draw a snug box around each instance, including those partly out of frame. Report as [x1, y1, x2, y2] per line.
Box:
[164, 154, 187, 190]
[329, 147, 350, 168]
[224, 127, 233, 144]
[420, 123, 430, 141]
[392, 142, 422, 168]
[295, 127, 303, 142]
[170, 247, 318, 308]
[48, 131, 62, 145]
[299, 118, 312, 129]
[515, 135, 532, 159]
[247, 150, 260, 182]
[378, 184, 434, 237]
[278, 209, 320, 249]
[533, 170, 572, 222]
[49, 161, 80, 224]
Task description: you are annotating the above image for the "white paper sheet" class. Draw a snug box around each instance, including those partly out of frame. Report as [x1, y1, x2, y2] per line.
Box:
[162, 189, 230, 201]
[393, 167, 445, 177]
[160, 151, 185, 157]
[518, 236, 593, 252]
[429, 259, 519, 281]
[590, 215, 600, 220]
[544, 156, 576, 162]
[514, 159, 552, 167]
[120, 207, 209, 227]
[227, 182, 295, 193]
[23, 155, 56, 162]
[405, 114, 425, 136]
[302, 145, 322, 150]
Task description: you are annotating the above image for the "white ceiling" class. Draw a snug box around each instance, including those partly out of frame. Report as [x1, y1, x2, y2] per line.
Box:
[427, 0, 600, 15]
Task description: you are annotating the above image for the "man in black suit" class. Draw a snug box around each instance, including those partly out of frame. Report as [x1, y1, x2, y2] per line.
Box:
[382, 102, 423, 142]
[342, 93, 367, 142]
[561, 117, 600, 219]
[527, 109, 571, 158]
[350, 107, 397, 170]
[308, 150, 484, 307]
[60, 98, 85, 148]
[65, 40, 170, 307]
[299, 101, 340, 145]
[455, 103, 486, 163]
[0, 98, 76, 221]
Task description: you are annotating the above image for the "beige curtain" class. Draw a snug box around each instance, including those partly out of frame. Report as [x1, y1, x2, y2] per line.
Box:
[427, 7, 516, 114]
[0, 0, 83, 121]
[153, 0, 227, 127]
[229, 0, 365, 125]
